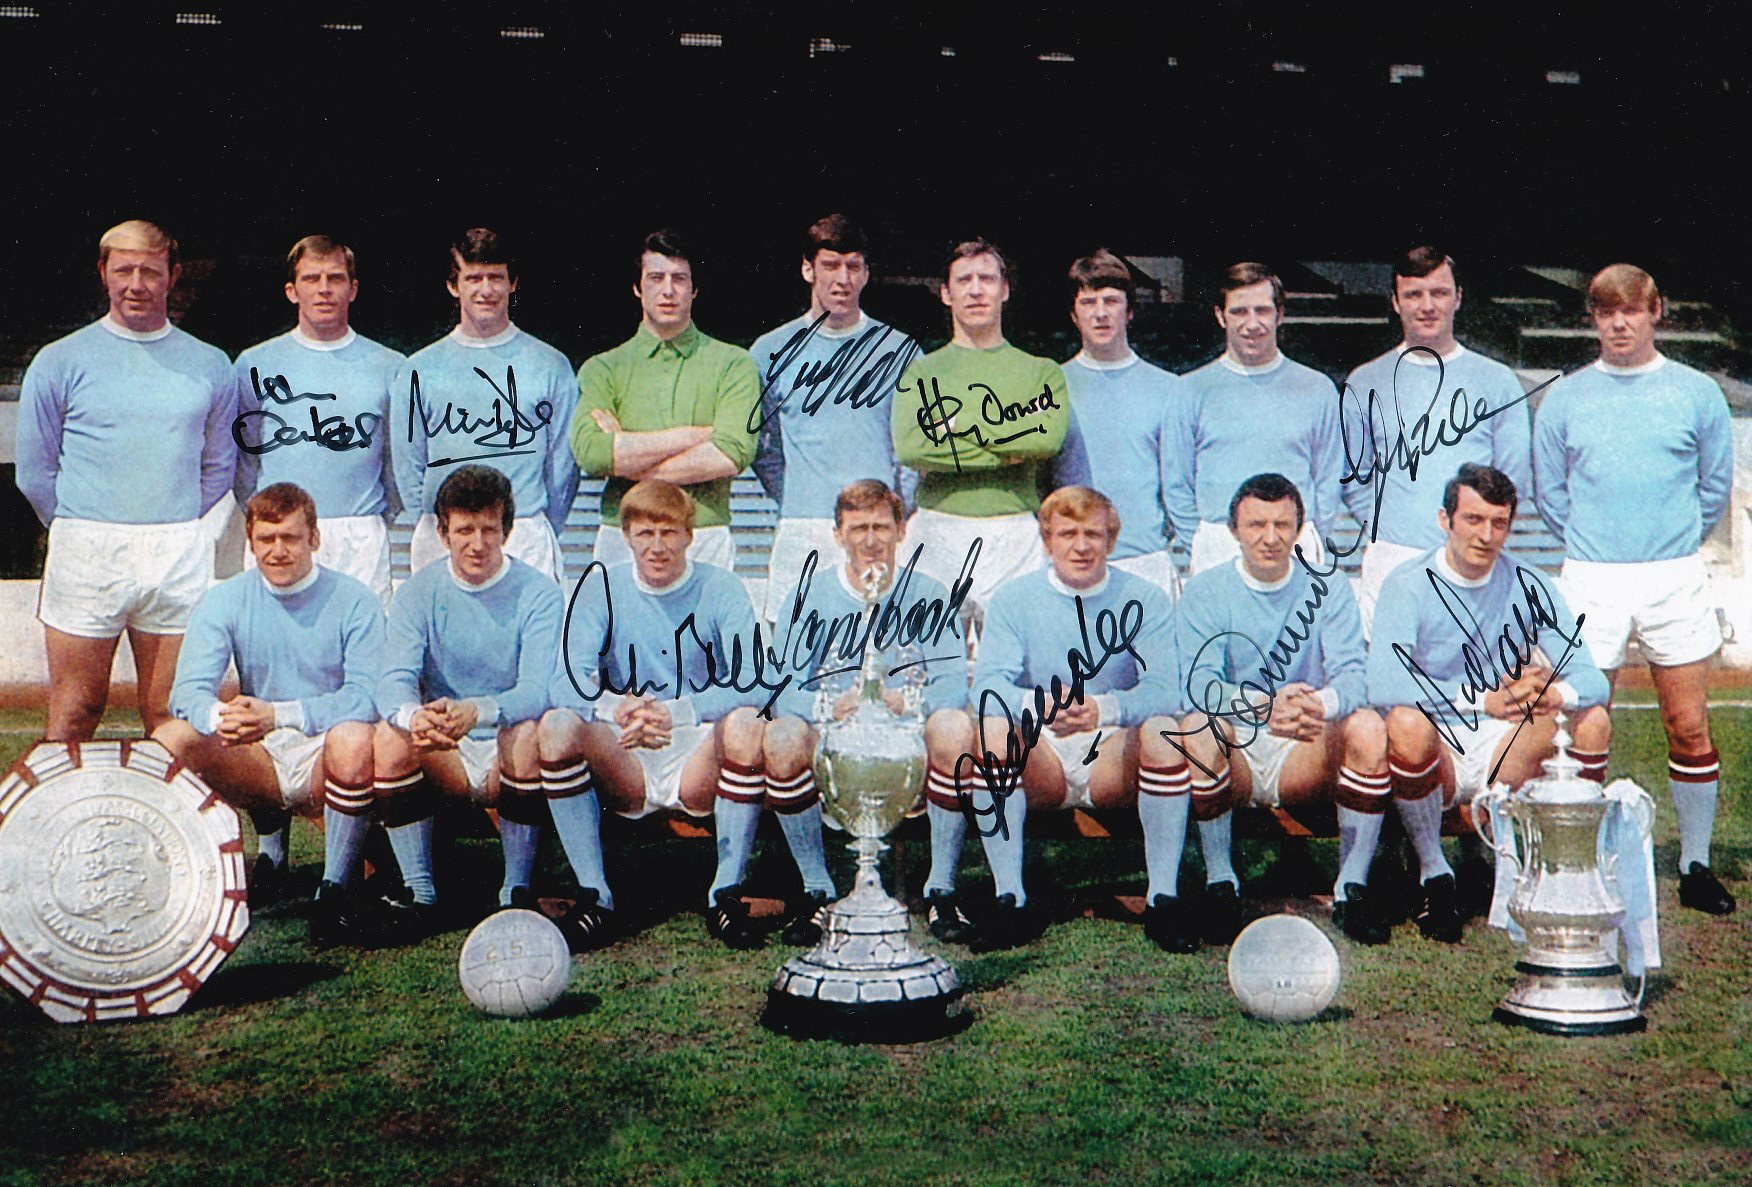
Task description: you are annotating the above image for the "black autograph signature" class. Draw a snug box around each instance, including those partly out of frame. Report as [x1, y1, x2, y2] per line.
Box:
[406, 366, 553, 467]
[905, 375, 1062, 472]
[749, 311, 921, 433]
[233, 369, 379, 456]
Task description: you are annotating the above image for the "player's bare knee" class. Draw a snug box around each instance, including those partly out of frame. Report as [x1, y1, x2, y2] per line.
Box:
[975, 716, 1023, 762]
[719, 706, 766, 766]
[1657, 702, 1710, 753]
[1139, 716, 1185, 768]
[150, 717, 200, 760]
[372, 719, 415, 777]
[762, 715, 815, 778]
[323, 722, 373, 785]
[1385, 706, 1438, 765]
[1571, 704, 1613, 752]
[537, 707, 587, 760]
[1173, 713, 1227, 775]
[925, 708, 974, 762]
[499, 720, 541, 780]
[1342, 709, 1388, 769]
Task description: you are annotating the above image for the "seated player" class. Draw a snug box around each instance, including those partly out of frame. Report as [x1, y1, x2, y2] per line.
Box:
[1369, 463, 1612, 942]
[154, 483, 382, 936]
[764, 479, 973, 944]
[373, 465, 564, 942]
[541, 480, 778, 949]
[963, 486, 1186, 951]
[1172, 474, 1390, 947]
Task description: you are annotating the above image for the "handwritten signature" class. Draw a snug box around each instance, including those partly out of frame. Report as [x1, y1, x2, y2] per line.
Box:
[1389, 563, 1585, 782]
[749, 311, 921, 433]
[905, 375, 1062, 472]
[233, 369, 380, 456]
[406, 366, 553, 467]
[1337, 347, 1546, 540]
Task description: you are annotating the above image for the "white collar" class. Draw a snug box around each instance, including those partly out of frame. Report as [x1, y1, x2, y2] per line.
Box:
[1235, 556, 1294, 592]
[1072, 349, 1139, 372]
[262, 565, 321, 597]
[100, 314, 172, 342]
[449, 555, 512, 592]
[449, 322, 520, 349]
[291, 326, 357, 352]
[1394, 341, 1465, 365]
[1434, 547, 1491, 589]
[1220, 352, 1285, 376]
[837, 562, 894, 601]
[1595, 353, 1666, 377]
[635, 559, 694, 596]
[809, 312, 869, 340]
[1047, 567, 1110, 598]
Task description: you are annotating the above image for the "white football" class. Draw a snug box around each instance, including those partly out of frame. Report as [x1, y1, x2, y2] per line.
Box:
[1227, 913, 1341, 1023]
[458, 908, 571, 1017]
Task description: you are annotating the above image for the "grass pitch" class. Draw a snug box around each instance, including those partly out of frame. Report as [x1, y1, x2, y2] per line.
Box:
[1, 709, 1749, 1187]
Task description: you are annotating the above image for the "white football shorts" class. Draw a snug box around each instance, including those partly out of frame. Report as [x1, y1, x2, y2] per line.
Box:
[259, 726, 325, 812]
[412, 513, 565, 584]
[39, 516, 214, 638]
[1559, 555, 1720, 669]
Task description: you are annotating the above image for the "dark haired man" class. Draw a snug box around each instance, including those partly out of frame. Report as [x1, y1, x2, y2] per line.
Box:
[751, 214, 922, 619]
[1534, 263, 1737, 915]
[1369, 463, 1611, 941]
[892, 238, 1070, 623]
[1174, 474, 1387, 945]
[153, 484, 382, 930]
[392, 228, 579, 582]
[372, 465, 563, 939]
[1341, 247, 1531, 632]
[1050, 248, 1182, 599]
[1167, 262, 1342, 576]
[574, 228, 761, 572]
[234, 234, 405, 607]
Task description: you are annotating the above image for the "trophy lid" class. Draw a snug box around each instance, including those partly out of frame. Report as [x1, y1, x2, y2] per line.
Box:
[1519, 713, 1601, 804]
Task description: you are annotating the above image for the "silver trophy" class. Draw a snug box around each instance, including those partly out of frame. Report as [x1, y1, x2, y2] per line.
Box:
[1473, 715, 1654, 1035]
[765, 563, 963, 1039]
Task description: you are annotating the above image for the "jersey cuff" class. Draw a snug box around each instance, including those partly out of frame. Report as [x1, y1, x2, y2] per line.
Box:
[1094, 694, 1120, 728]
[665, 697, 700, 728]
[206, 703, 224, 734]
[467, 698, 501, 729]
[1555, 681, 1579, 710]
[270, 701, 307, 733]
[1316, 688, 1341, 719]
[391, 704, 419, 732]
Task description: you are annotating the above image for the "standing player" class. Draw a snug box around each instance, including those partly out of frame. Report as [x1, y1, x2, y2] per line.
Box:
[573, 229, 760, 571]
[542, 480, 775, 949]
[373, 466, 564, 939]
[1342, 247, 1532, 629]
[1370, 464, 1612, 941]
[1167, 263, 1343, 576]
[964, 486, 1186, 951]
[750, 214, 922, 619]
[891, 239, 1070, 622]
[152, 484, 382, 933]
[1534, 264, 1736, 915]
[392, 228, 578, 582]
[1173, 474, 1390, 946]
[233, 234, 404, 608]
[1050, 248, 1182, 599]
[16, 219, 236, 741]
[763, 479, 973, 944]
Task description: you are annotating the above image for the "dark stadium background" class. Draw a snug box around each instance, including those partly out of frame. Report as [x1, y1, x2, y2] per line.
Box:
[3, 3, 1746, 577]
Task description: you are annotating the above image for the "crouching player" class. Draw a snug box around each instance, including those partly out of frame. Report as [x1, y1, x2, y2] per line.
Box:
[765, 479, 973, 943]
[1172, 474, 1389, 947]
[1369, 463, 1611, 942]
[373, 465, 564, 942]
[154, 484, 382, 940]
[959, 486, 1186, 951]
[542, 480, 789, 950]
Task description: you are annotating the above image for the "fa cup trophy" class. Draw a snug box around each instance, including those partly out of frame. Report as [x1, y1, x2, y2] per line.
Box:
[764, 563, 963, 1040]
[1473, 715, 1654, 1035]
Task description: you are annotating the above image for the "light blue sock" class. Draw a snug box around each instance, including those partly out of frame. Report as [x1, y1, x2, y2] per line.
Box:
[321, 807, 372, 888]
[924, 801, 968, 896]
[1139, 792, 1190, 902]
[709, 797, 762, 905]
[1396, 792, 1452, 882]
[497, 818, 542, 907]
[549, 791, 613, 910]
[971, 786, 1027, 907]
[777, 803, 836, 896]
[1671, 778, 1719, 873]
[1197, 812, 1237, 888]
[1335, 805, 1386, 896]
[385, 819, 437, 905]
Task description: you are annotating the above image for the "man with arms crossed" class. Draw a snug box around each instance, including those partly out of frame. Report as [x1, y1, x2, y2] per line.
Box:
[1167, 262, 1343, 576]
[541, 480, 777, 949]
[963, 486, 1187, 951]
[892, 238, 1070, 624]
[574, 229, 760, 571]
[1342, 247, 1532, 630]
[393, 228, 578, 581]
[373, 466, 564, 942]
[1534, 264, 1736, 915]
[1174, 474, 1389, 947]
[234, 234, 404, 608]
[153, 484, 382, 934]
[1370, 464, 1612, 941]
[1050, 249, 1182, 599]
[16, 219, 236, 741]
[764, 479, 973, 944]
[751, 214, 921, 619]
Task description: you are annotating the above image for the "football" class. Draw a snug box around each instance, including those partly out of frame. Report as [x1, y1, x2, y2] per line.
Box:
[1226, 914, 1342, 1023]
[457, 908, 572, 1017]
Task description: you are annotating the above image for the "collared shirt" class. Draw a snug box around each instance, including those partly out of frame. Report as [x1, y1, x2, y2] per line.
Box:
[573, 322, 760, 528]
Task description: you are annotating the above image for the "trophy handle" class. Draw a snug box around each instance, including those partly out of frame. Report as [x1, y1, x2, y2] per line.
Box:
[1472, 784, 1516, 863]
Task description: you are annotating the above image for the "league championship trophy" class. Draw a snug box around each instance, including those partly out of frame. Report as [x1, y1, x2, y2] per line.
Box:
[1473, 716, 1654, 1035]
[764, 564, 963, 1040]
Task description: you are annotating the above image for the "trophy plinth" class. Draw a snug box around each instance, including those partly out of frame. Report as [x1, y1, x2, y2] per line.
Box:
[1474, 716, 1652, 1036]
[762, 564, 964, 1042]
